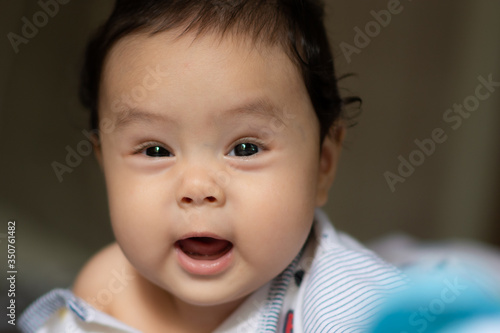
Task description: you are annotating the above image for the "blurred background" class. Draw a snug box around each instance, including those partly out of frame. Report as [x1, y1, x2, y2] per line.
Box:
[0, 0, 499, 329]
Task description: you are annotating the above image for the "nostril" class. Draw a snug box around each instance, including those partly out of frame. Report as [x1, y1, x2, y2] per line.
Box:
[180, 196, 218, 205]
[182, 197, 193, 204]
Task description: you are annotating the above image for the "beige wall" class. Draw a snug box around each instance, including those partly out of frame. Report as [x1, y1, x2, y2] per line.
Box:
[324, 0, 500, 243]
[0, 0, 499, 317]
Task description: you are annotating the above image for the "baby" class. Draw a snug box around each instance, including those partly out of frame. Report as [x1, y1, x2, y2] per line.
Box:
[19, 0, 406, 332]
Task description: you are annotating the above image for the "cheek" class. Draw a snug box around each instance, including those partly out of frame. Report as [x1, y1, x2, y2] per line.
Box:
[232, 161, 317, 264]
[101, 153, 169, 252]
[105, 179, 172, 277]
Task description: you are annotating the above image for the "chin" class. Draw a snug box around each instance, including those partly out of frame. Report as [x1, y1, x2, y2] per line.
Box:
[176, 288, 245, 307]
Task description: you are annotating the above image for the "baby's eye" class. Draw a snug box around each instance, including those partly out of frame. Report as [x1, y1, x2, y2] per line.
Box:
[145, 146, 172, 157]
[229, 143, 260, 157]
[137, 144, 173, 157]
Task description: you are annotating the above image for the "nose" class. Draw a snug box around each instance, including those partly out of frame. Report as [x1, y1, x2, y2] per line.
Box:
[176, 165, 226, 208]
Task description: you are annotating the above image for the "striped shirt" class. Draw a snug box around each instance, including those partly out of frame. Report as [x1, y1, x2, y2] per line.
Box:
[19, 209, 407, 333]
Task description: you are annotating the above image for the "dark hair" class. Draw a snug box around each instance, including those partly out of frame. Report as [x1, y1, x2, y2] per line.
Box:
[80, 0, 360, 143]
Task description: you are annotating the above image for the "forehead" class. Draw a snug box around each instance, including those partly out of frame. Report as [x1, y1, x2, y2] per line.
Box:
[102, 30, 298, 90]
[99, 29, 315, 129]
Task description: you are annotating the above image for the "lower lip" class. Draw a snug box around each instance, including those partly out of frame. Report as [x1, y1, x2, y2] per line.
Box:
[175, 245, 234, 276]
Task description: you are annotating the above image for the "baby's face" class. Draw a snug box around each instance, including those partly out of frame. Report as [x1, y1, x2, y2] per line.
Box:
[97, 30, 339, 307]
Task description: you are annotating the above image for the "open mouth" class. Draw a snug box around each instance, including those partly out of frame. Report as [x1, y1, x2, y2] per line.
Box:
[176, 237, 233, 261]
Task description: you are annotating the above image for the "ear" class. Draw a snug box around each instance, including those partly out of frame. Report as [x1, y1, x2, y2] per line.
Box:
[91, 132, 104, 169]
[315, 124, 345, 207]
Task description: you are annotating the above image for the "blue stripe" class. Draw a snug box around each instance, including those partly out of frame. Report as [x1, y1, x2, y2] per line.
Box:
[68, 301, 87, 321]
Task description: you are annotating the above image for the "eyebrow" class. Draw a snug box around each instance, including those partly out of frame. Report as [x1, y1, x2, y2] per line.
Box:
[114, 108, 175, 130]
[112, 96, 285, 130]
[216, 97, 285, 123]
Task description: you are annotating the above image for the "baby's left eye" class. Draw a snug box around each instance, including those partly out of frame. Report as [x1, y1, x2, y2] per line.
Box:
[229, 143, 260, 157]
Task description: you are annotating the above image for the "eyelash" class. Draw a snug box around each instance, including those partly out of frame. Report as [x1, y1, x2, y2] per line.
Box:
[228, 137, 267, 156]
[133, 141, 172, 157]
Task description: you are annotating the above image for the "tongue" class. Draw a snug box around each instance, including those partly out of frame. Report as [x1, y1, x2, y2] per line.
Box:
[178, 237, 232, 260]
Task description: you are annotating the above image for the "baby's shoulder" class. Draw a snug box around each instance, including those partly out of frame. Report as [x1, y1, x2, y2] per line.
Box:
[72, 242, 137, 313]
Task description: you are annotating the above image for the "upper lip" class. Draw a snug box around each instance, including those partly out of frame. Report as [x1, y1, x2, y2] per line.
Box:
[177, 232, 230, 242]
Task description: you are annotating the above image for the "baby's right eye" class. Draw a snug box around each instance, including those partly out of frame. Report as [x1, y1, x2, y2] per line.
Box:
[144, 146, 172, 157]
[134, 142, 173, 157]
